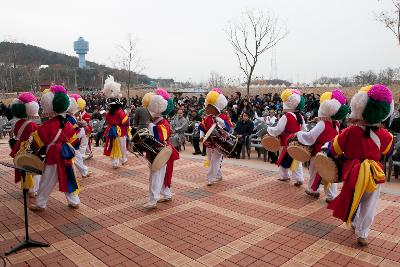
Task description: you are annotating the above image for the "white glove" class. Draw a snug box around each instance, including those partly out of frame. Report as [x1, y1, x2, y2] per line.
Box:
[321, 142, 329, 151]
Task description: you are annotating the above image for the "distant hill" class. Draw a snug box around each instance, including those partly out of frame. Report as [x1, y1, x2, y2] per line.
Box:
[0, 42, 173, 91]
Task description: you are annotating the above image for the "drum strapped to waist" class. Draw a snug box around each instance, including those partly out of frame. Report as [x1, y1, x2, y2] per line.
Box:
[314, 151, 344, 183]
[129, 128, 172, 171]
[203, 123, 238, 156]
[261, 134, 280, 152]
[287, 137, 312, 162]
[13, 136, 45, 174]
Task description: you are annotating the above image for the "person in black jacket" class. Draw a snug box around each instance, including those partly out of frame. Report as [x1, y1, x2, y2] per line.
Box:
[231, 111, 254, 159]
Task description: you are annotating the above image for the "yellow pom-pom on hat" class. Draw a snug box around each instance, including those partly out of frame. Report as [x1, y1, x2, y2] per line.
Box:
[142, 92, 155, 108]
[281, 89, 292, 102]
[205, 88, 227, 112]
[359, 85, 373, 93]
[77, 98, 86, 111]
[320, 92, 332, 104]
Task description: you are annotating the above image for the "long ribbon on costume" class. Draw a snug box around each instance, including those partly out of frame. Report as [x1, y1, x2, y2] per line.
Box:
[347, 159, 385, 224]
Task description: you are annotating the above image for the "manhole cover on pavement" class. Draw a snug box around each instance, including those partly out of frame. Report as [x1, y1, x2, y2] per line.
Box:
[56, 218, 103, 238]
[180, 188, 213, 199]
[288, 218, 336, 238]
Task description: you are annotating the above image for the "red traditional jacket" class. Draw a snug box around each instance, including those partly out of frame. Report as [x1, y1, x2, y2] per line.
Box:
[149, 117, 179, 187]
[10, 119, 38, 158]
[280, 112, 301, 146]
[199, 114, 233, 149]
[104, 109, 129, 137]
[32, 117, 78, 192]
[327, 125, 393, 223]
[80, 111, 92, 135]
[312, 121, 340, 156]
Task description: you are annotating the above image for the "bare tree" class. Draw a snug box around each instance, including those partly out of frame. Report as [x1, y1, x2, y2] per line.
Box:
[376, 0, 400, 45]
[208, 72, 225, 88]
[225, 9, 288, 95]
[115, 34, 143, 105]
[378, 67, 399, 84]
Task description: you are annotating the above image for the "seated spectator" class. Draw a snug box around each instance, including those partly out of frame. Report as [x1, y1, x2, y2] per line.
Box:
[230, 111, 254, 159]
[170, 109, 189, 151]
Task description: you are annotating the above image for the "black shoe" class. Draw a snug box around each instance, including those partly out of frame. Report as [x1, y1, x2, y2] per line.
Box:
[201, 152, 206, 156]
[192, 151, 201, 155]
[235, 156, 241, 159]
[228, 154, 236, 158]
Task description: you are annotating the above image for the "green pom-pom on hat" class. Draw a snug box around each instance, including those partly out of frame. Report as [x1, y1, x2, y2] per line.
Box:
[295, 95, 305, 111]
[11, 103, 27, 118]
[162, 98, 174, 116]
[331, 105, 349, 121]
[362, 98, 390, 124]
[53, 92, 70, 114]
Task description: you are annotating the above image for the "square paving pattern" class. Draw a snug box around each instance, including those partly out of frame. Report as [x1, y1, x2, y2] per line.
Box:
[0, 145, 400, 266]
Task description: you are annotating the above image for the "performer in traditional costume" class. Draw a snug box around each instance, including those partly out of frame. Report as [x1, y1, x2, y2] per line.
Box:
[297, 89, 349, 202]
[326, 84, 394, 246]
[102, 76, 129, 169]
[141, 88, 179, 209]
[30, 85, 80, 211]
[267, 89, 305, 186]
[73, 94, 93, 159]
[9, 92, 41, 198]
[199, 88, 232, 186]
[66, 95, 91, 178]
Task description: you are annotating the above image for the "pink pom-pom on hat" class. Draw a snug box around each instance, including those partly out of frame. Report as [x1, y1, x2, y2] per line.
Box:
[50, 85, 67, 94]
[331, 89, 347, 105]
[291, 89, 301, 95]
[368, 84, 392, 104]
[18, 92, 37, 103]
[70, 93, 81, 101]
[156, 88, 170, 100]
[212, 88, 222, 94]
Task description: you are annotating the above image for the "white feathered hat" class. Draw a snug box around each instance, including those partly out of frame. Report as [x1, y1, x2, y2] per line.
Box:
[102, 75, 122, 105]
[204, 88, 227, 112]
[281, 89, 305, 112]
[10, 92, 40, 119]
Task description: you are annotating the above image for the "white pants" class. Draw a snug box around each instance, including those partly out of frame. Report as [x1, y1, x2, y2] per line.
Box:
[35, 164, 80, 208]
[353, 185, 381, 238]
[74, 149, 88, 177]
[307, 157, 337, 200]
[111, 137, 128, 167]
[206, 148, 223, 182]
[29, 175, 41, 194]
[279, 163, 303, 183]
[79, 134, 88, 156]
[148, 165, 171, 204]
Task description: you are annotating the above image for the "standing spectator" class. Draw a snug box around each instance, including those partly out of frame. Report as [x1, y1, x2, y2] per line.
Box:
[231, 111, 254, 159]
[170, 109, 189, 151]
[133, 106, 151, 130]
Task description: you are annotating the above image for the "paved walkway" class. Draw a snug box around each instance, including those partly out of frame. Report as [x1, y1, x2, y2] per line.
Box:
[0, 144, 399, 267]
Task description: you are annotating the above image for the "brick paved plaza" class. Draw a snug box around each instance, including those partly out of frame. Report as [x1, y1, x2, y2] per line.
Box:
[0, 144, 400, 267]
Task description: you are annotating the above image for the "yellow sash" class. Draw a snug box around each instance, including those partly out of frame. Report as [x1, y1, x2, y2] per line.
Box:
[110, 126, 122, 159]
[347, 159, 385, 224]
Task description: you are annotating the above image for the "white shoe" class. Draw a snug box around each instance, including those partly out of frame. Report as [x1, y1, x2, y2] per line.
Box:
[215, 177, 223, 182]
[207, 181, 214, 186]
[143, 202, 157, 209]
[83, 170, 93, 178]
[158, 197, 172, 203]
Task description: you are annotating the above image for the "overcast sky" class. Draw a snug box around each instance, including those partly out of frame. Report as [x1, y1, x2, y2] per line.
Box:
[1, 0, 399, 83]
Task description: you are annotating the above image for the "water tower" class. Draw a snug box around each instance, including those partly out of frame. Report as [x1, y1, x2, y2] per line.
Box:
[73, 37, 89, 68]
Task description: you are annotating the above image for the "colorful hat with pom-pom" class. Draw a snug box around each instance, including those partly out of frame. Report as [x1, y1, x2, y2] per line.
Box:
[142, 88, 174, 117]
[40, 85, 70, 116]
[102, 75, 122, 105]
[70, 93, 86, 111]
[349, 84, 394, 125]
[11, 92, 39, 119]
[204, 88, 227, 112]
[68, 96, 79, 115]
[318, 89, 349, 121]
[281, 89, 305, 112]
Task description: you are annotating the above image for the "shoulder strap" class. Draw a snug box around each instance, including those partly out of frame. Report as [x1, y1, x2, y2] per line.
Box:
[16, 120, 31, 140]
[50, 129, 62, 146]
